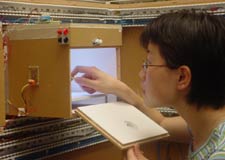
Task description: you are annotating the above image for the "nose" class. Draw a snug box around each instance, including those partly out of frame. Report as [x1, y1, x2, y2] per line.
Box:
[139, 69, 145, 81]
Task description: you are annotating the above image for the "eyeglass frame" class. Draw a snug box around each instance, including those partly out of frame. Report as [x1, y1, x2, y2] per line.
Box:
[142, 59, 167, 71]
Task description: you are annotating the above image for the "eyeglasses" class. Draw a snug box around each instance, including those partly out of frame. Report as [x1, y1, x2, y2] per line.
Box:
[142, 59, 167, 71]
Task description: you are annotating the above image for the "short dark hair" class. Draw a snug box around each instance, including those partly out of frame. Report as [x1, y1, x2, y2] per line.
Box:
[140, 10, 225, 109]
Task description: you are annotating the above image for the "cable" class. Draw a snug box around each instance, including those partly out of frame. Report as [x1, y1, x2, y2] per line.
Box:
[7, 100, 26, 115]
[20, 83, 30, 108]
[20, 80, 37, 115]
[5, 100, 26, 129]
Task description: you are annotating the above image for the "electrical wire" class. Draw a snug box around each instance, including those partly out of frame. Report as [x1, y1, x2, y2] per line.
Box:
[20, 83, 30, 108]
[20, 79, 38, 115]
[7, 100, 26, 115]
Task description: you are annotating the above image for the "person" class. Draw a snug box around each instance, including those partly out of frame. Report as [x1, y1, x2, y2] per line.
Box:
[71, 9, 225, 160]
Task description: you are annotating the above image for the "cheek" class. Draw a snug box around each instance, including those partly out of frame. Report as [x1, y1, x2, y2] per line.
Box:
[143, 71, 176, 107]
[139, 69, 145, 81]
[142, 73, 159, 105]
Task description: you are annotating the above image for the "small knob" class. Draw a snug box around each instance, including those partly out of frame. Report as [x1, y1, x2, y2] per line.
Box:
[92, 38, 103, 46]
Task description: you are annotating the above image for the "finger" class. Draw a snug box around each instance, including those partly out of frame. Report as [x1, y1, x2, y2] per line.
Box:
[81, 86, 96, 94]
[137, 154, 148, 160]
[82, 73, 96, 80]
[71, 66, 97, 77]
[127, 148, 138, 160]
[133, 144, 148, 160]
[134, 144, 144, 155]
[74, 77, 97, 90]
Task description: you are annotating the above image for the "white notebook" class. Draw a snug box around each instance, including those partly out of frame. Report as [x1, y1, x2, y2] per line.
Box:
[76, 102, 169, 150]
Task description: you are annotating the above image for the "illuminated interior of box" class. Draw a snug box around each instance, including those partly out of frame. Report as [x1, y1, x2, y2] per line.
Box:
[70, 48, 117, 105]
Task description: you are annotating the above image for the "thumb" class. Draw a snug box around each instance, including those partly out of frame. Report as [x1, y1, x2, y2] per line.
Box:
[134, 144, 143, 155]
[134, 144, 148, 160]
[127, 147, 138, 160]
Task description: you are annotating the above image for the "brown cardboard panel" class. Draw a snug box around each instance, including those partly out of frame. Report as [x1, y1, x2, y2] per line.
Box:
[3, 0, 225, 8]
[2, 0, 119, 9]
[69, 24, 122, 47]
[6, 23, 122, 118]
[0, 31, 6, 126]
[7, 38, 71, 118]
[7, 24, 122, 47]
[7, 24, 62, 40]
[45, 141, 124, 160]
[117, 0, 225, 8]
[120, 27, 146, 93]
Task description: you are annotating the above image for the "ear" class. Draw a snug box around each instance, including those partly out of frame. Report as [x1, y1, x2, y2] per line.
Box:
[177, 65, 191, 91]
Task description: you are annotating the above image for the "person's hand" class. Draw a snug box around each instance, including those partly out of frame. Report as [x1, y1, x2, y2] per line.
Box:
[71, 66, 119, 94]
[126, 144, 148, 160]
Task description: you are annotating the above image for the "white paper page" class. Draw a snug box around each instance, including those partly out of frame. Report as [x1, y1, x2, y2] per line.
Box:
[78, 102, 168, 145]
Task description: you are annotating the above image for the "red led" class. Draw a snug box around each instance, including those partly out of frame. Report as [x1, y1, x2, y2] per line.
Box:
[63, 28, 69, 35]
[210, 7, 219, 11]
[57, 29, 62, 35]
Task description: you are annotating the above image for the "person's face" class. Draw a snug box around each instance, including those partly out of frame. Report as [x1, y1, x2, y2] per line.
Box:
[139, 43, 179, 107]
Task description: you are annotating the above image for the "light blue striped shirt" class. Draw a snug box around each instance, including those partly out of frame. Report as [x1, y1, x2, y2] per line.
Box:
[189, 121, 225, 160]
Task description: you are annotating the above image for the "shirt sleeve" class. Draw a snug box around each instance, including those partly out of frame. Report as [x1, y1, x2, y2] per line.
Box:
[208, 150, 225, 160]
